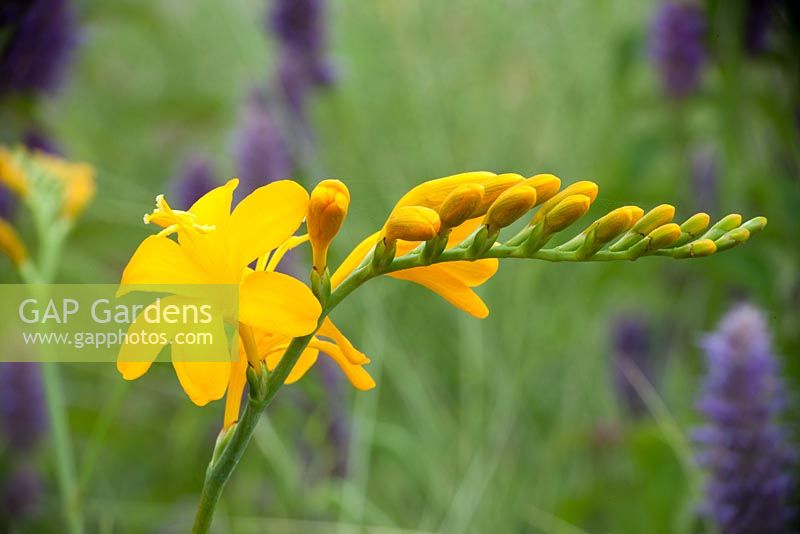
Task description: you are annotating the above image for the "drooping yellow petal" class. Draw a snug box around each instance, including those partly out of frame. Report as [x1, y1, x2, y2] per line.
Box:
[318, 317, 369, 364]
[120, 235, 213, 289]
[239, 271, 321, 336]
[172, 358, 231, 406]
[390, 267, 490, 318]
[224, 351, 248, 429]
[311, 340, 376, 390]
[422, 259, 499, 287]
[227, 180, 309, 270]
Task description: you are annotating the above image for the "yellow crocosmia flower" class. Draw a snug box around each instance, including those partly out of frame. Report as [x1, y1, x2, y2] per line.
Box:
[524, 174, 561, 205]
[308, 179, 350, 272]
[531, 180, 599, 225]
[332, 173, 513, 318]
[438, 184, 484, 230]
[392, 171, 497, 212]
[223, 316, 375, 428]
[384, 206, 441, 244]
[631, 204, 675, 236]
[36, 152, 96, 219]
[0, 147, 28, 197]
[472, 173, 525, 217]
[0, 218, 28, 266]
[594, 206, 640, 242]
[484, 183, 537, 231]
[543, 194, 592, 234]
[117, 179, 323, 406]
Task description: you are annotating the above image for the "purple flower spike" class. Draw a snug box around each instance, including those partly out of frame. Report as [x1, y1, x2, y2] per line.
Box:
[649, 2, 708, 100]
[696, 304, 795, 534]
[233, 92, 292, 197]
[612, 316, 654, 417]
[269, 0, 336, 121]
[690, 146, 718, 215]
[0, 0, 78, 97]
[22, 129, 60, 155]
[0, 362, 47, 451]
[0, 184, 15, 221]
[172, 155, 218, 209]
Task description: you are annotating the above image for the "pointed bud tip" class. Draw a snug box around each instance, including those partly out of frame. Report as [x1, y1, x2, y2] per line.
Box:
[543, 194, 591, 233]
[524, 174, 561, 204]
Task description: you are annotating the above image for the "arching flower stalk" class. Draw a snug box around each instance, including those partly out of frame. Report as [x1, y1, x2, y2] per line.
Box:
[116, 170, 765, 533]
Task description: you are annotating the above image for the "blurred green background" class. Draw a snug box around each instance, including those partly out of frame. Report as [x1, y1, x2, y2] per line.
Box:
[1, 0, 798, 532]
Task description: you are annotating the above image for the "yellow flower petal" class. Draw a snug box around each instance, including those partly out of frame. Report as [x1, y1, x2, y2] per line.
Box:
[227, 180, 309, 270]
[116, 301, 173, 380]
[285, 348, 320, 384]
[224, 351, 248, 429]
[331, 230, 382, 287]
[318, 317, 369, 364]
[390, 267, 490, 318]
[311, 340, 376, 390]
[393, 171, 497, 211]
[188, 178, 237, 226]
[172, 358, 231, 406]
[120, 235, 212, 289]
[239, 271, 321, 336]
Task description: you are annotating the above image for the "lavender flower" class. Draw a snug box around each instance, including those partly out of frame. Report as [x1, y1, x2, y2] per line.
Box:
[233, 92, 292, 198]
[0, 185, 14, 221]
[269, 0, 336, 121]
[649, 2, 708, 99]
[0, 0, 78, 96]
[696, 304, 795, 533]
[22, 129, 60, 155]
[0, 467, 41, 520]
[690, 146, 718, 215]
[744, 0, 776, 55]
[0, 362, 47, 450]
[172, 155, 218, 209]
[611, 316, 654, 417]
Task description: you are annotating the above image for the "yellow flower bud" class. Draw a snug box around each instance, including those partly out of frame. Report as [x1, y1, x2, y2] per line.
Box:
[681, 213, 711, 236]
[0, 147, 28, 197]
[648, 223, 682, 250]
[543, 194, 591, 234]
[629, 204, 675, 236]
[393, 171, 496, 211]
[673, 238, 717, 258]
[384, 206, 441, 244]
[484, 184, 537, 231]
[523, 174, 561, 205]
[472, 173, 525, 216]
[0, 218, 28, 266]
[437, 183, 484, 229]
[308, 179, 350, 272]
[531, 180, 599, 225]
[594, 206, 638, 243]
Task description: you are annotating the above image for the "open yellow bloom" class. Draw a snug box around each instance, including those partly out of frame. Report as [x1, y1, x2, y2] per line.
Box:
[118, 179, 323, 405]
[0, 146, 95, 219]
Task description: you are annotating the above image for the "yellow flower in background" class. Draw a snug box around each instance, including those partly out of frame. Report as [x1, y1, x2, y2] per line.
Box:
[0, 218, 28, 266]
[118, 179, 323, 405]
[0, 145, 95, 219]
